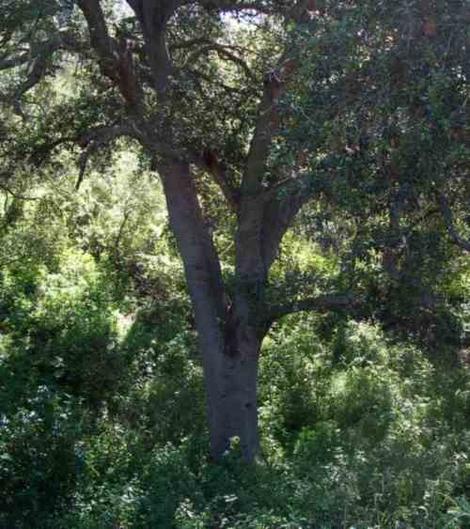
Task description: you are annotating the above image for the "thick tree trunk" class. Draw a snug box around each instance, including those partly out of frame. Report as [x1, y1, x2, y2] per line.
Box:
[158, 159, 263, 462]
[208, 328, 261, 462]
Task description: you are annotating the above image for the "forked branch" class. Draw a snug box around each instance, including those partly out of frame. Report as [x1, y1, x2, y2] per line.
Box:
[75, 124, 135, 189]
[77, 0, 142, 107]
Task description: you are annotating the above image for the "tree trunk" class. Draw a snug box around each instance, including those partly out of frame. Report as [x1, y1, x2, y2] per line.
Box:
[158, 158, 263, 462]
[208, 325, 261, 462]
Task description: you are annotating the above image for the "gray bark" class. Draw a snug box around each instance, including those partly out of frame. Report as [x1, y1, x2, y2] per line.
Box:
[211, 330, 261, 461]
[159, 159, 262, 461]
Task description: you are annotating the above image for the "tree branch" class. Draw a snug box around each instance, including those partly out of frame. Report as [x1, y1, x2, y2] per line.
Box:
[74, 124, 136, 189]
[438, 193, 470, 252]
[234, 0, 315, 282]
[11, 49, 56, 114]
[0, 30, 81, 73]
[197, 1, 274, 15]
[268, 293, 361, 322]
[125, 0, 176, 94]
[186, 67, 246, 95]
[0, 52, 30, 71]
[1, 33, 82, 113]
[0, 182, 40, 201]
[158, 158, 228, 318]
[242, 0, 312, 196]
[198, 0, 315, 17]
[261, 173, 315, 268]
[199, 150, 240, 210]
[185, 42, 257, 81]
[77, 0, 142, 107]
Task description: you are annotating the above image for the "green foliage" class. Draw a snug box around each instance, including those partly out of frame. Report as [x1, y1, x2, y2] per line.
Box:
[2, 175, 468, 528]
[1, 208, 469, 528]
[0, 1, 469, 528]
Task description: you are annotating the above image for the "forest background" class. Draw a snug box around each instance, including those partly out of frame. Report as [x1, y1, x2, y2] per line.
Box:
[0, 0, 469, 528]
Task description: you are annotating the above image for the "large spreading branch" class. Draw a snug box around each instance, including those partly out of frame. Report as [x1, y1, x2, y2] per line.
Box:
[0, 31, 80, 72]
[242, 0, 313, 196]
[234, 0, 317, 282]
[1, 32, 82, 112]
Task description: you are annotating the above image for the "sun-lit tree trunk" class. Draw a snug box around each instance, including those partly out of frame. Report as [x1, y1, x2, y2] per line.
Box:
[210, 334, 261, 461]
[159, 159, 266, 461]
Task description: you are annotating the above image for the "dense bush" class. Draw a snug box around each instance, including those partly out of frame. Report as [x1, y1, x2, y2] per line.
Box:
[0, 135, 468, 529]
[2, 255, 469, 528]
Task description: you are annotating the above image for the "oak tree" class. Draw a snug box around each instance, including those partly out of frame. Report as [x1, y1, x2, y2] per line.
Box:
[1, 0, 468, 461]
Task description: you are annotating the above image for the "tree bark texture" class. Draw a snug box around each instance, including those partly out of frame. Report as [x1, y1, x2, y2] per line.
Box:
[159, 160, 263, 461]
